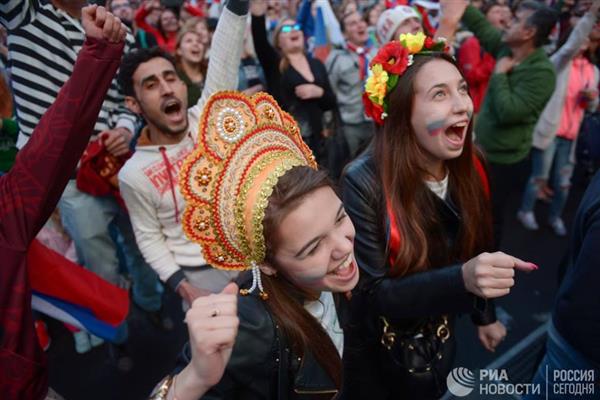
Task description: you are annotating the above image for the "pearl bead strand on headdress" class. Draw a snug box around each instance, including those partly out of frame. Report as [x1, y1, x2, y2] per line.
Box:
[240, 261, 269, 300]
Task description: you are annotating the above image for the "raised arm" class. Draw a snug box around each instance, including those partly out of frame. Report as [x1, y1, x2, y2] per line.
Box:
[436, 0, 469, 45]
[151, 286, 275, 400]
[437, 0, 502, 55]
[0, 6, 126, 247]
[183, 2, 204, 18]
[134, 0, 162, 41]
[250, 0, 281, 91]
[551, 2, 599, 70]
[0, 9, 125, 398]
[460, 4, 504, 57]
[188, 0, 249, 122]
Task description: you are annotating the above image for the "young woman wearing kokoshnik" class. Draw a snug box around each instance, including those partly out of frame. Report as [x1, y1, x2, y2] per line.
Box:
[341, 33, 539, 399]
[150, 90, 359, 400]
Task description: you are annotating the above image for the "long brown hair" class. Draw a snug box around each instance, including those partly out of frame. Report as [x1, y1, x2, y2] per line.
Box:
[374, 53, 493, 278]
[262, 166, 342, 389]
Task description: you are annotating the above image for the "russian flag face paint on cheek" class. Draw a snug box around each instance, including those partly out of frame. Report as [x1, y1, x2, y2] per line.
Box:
[426, 119, 446, 137]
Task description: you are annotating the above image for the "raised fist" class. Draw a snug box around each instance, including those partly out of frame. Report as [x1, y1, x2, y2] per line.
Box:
[185, 282, 239, 388]
[82, 5, 127, 43]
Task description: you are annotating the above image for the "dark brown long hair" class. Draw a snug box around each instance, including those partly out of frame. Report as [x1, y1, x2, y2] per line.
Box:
[262, 166, 342, 389]
[374, 53, 493, 278]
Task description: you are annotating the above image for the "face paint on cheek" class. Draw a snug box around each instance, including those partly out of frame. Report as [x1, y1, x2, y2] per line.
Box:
[293, 269, 327, 285]
[426, 119, 447, 137]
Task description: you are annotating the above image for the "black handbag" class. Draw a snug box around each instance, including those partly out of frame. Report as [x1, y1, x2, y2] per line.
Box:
[377, 315, 456, 399]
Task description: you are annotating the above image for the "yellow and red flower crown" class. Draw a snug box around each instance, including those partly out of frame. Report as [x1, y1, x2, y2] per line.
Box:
[363, 32, 449, 125]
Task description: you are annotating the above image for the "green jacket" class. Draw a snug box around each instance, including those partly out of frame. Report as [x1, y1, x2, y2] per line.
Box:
[462, 5, 556, 164]
[0, 118, 18, 172]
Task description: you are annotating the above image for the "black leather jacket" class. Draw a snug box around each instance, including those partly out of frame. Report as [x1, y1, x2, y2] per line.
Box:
[340, 149, 496, 336]
[174, 287, 343, 400]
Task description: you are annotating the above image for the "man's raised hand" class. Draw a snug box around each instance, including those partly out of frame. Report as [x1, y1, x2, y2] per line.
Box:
[439, 0, 469, 30]
[82, 5, 127, 43]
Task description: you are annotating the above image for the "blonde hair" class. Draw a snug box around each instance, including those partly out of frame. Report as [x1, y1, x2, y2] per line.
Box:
[176, 23, 201, 47]
[175, 24, 207, 75]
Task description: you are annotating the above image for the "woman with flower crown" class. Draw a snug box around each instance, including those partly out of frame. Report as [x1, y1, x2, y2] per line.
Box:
[341, 32, 539, 399]
[149, 90, 359, 400]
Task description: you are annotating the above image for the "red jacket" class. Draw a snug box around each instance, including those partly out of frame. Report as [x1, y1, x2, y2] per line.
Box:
[457, 36, 496, 113]
[0, 37, 123, 399]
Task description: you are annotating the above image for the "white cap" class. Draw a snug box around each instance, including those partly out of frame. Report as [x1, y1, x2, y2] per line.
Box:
[376, 5, 422, 45]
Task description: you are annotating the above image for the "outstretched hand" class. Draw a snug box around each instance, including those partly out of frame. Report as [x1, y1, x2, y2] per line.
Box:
[462, 251, 538, 299]
[81, 5, 127, 43]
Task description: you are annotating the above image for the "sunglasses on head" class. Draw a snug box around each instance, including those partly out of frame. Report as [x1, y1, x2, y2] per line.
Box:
[280, 23, 301, 33]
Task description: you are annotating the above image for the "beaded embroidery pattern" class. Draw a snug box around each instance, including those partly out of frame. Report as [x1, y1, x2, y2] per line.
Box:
[179, 91, 317, 273]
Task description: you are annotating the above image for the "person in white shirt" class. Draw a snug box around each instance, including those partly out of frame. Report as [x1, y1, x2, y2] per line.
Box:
[118, 0, 248, 307]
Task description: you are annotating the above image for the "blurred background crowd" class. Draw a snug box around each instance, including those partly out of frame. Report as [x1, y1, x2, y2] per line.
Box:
[1, 0, 600, 398]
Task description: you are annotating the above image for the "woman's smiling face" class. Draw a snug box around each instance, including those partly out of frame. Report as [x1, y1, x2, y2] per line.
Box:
[264, 186, 359, 295]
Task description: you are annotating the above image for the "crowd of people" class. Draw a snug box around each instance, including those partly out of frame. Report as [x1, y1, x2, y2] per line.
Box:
[1, 0, 600, 399]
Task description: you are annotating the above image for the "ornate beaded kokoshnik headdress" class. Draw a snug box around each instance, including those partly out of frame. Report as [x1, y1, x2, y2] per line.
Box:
[180, 91, 318, 300]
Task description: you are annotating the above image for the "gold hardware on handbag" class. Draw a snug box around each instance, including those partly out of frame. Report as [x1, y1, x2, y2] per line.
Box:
[380, 316, 397, 350]
[376, 315, 454, 397]
[436, 316, 450, 342]
[379, 315, 451, 352]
